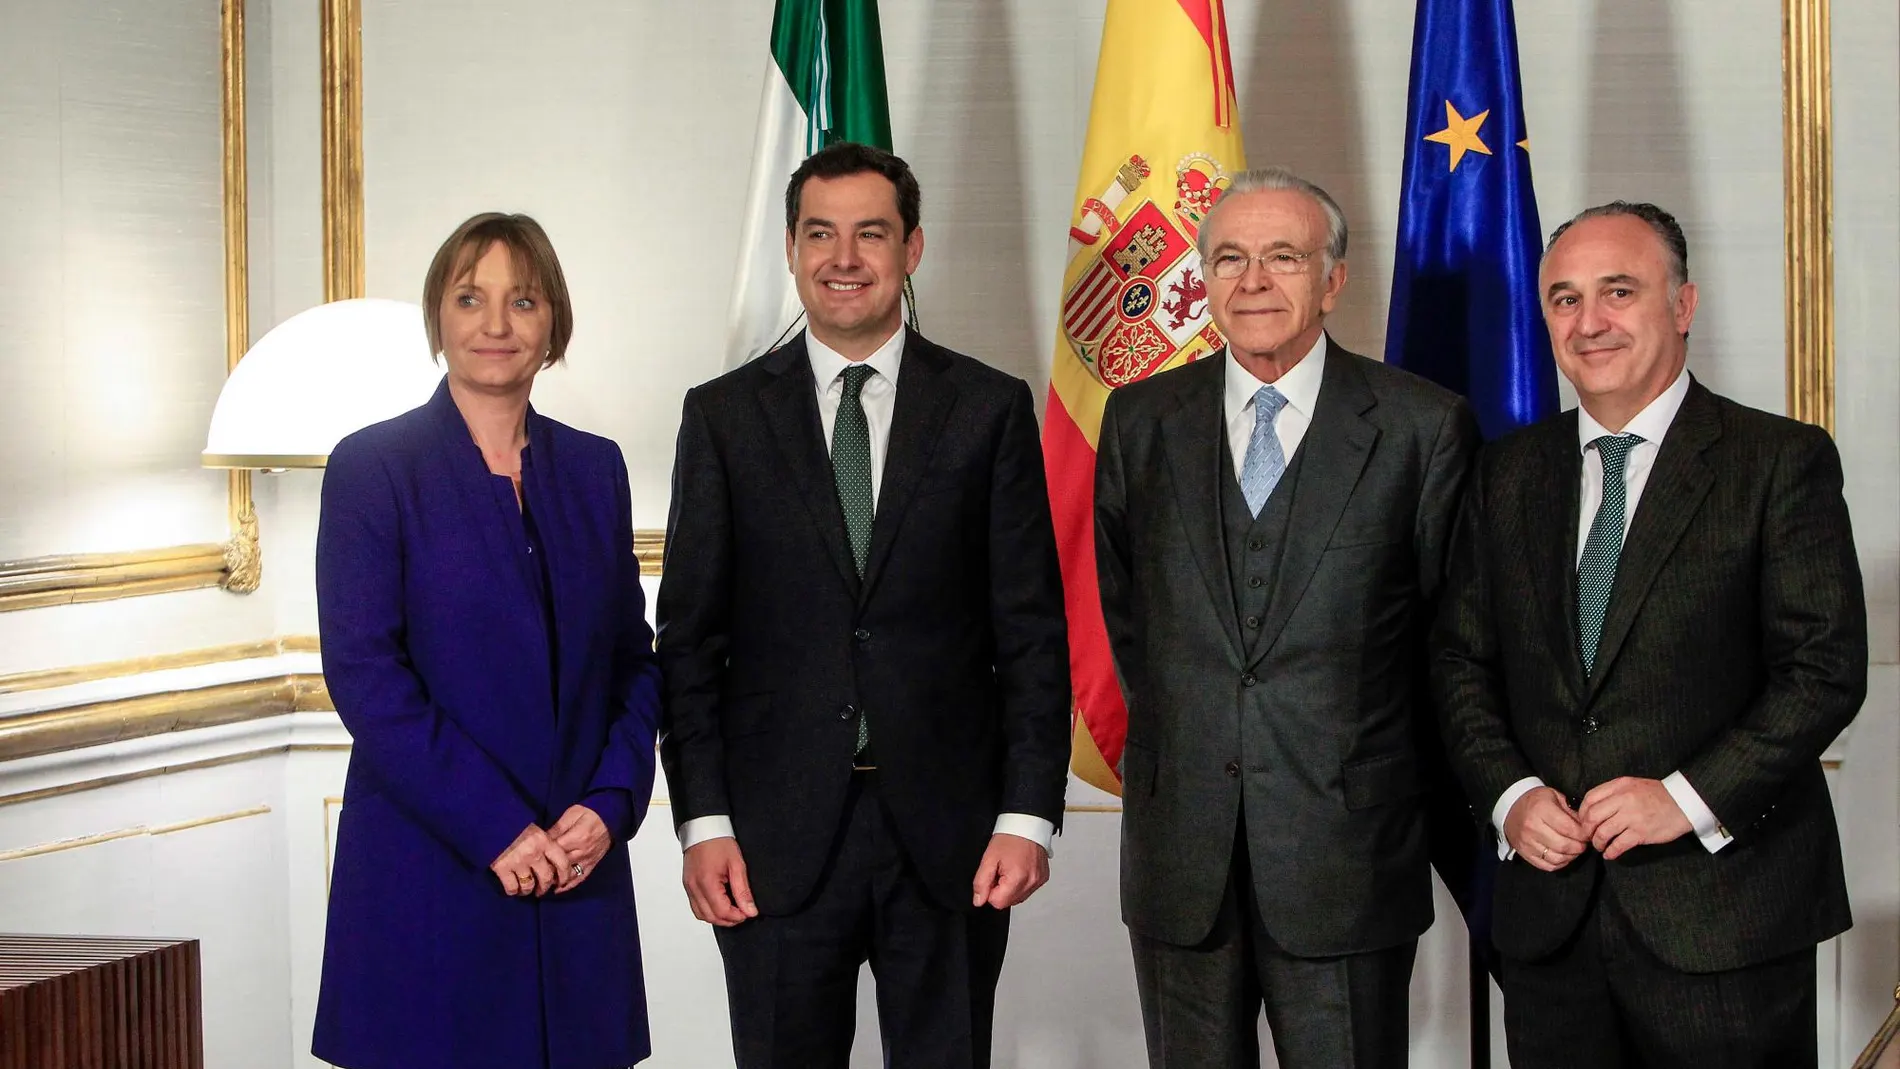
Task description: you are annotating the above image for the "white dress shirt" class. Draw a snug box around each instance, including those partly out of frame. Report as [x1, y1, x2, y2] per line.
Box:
[1492, 367, 1731, 857]
[680, 327, 1057, 856]
[1223, 334, 1326, 476]
[810, 327, 905, 508]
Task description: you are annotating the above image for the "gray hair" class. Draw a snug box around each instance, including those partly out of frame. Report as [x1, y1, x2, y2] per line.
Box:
[1196, 166, 1349, 269]
[1544, 201, 1690, 288]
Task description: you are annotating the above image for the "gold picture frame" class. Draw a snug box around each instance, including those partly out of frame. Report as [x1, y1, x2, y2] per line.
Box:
[1783, 0, 1833, 433]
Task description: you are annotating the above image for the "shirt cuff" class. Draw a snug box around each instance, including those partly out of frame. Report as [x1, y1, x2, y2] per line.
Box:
[1662, 771, 1732, 853]
[678, 815, 735, 851]
[1492, 776, 1545, 860]
[993, 813, 1056, 857]
[578, 789, 634, 842]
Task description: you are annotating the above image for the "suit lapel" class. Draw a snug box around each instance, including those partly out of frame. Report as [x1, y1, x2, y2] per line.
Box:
[1159, 354, 1245, 664]
[756, 336, 861, 596]
[1585, 382, 1721, 698]
[860, 330, 955, 604]
[1251, 347, 1377, 667]
[522, 411, 576, 674]
[1530, 416, 1586, 703]
[423, 380, 539, 612]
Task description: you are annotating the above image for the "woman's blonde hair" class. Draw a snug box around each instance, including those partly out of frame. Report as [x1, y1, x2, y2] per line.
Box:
[421, 212, 573, 367]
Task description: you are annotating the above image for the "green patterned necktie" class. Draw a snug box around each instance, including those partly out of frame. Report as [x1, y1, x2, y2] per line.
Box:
[832, 364, 876, 576]
[1577, 433, 1644, 676]
[831, 363, 876, 757]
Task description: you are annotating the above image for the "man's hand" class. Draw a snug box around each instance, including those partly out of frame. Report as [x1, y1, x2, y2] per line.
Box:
[683, 837, 758, 927]
[490, 824, 572, 897]
[972, 833, 1049, 909]
[1579, 777, 1693, 860]
[549, 805, 612, 893]
[1503, 787, 1591, 872]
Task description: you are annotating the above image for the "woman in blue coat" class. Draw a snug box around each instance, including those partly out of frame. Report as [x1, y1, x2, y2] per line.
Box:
[313, 212, 658, 1069]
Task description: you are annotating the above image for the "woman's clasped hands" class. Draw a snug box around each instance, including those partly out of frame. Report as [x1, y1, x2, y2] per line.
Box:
[488, 806, 612, 897]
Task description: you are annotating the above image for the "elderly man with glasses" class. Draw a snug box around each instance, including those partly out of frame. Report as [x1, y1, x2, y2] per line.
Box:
[1093, 166, 1480, 1068]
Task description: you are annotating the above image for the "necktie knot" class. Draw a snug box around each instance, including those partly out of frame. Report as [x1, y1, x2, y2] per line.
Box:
[1591, 433, 1644, 477]
[1239, 385, 1290, 518]
[1253, 385, 1288, 424]
[841, 363, 875, 399]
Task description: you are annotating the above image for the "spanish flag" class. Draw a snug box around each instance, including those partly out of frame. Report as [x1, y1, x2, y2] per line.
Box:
[1044, 1, 1245, 794]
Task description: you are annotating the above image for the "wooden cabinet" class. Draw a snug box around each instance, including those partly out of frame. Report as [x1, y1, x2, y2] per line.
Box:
[0, 935, 202, 1069]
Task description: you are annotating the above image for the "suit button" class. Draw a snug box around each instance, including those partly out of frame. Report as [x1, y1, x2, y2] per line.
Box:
[839, 704, 856, 721]
[1247, 576, 1264, 589]
[1244, 615, 1261, 630]
[1225, 760, 1241, 778]
[853, 628, 871, 643]
[1581, 716, 1600, 734]
[1241, 673, 1257, 687]
[1248, 539, 1265, 552]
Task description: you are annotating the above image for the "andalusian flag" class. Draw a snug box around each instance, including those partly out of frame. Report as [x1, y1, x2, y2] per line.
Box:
[1045, 1, 1245, 794]
[725, 0, 895, 368]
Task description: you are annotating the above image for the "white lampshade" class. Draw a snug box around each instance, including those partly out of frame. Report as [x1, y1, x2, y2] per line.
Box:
[203, 298, 443, 468]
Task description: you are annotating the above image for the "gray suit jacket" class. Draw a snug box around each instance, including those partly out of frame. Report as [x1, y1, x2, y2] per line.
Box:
[1431, 380, 1864, 972]
[1095, 341, 1478, 954]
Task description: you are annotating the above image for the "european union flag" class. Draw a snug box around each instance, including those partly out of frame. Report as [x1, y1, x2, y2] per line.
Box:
[1385, 0, 1558, 441]
[1388, 5, 1554, 1039]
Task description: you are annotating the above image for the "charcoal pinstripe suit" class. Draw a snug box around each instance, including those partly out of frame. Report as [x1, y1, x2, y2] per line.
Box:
[1432, 378, 1866, 1065]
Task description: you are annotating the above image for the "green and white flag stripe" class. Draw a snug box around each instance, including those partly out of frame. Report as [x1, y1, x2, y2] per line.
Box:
[725, 0, 896, 368]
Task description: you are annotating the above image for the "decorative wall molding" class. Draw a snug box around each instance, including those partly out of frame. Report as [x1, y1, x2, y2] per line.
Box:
[0, 676, 326, 764]
[221, 0, 261, 593]
[0, 546, 232, 613]
[0, 805, 272, 864]
[1783, 0, 1834, 432]
[321, 0, 365, 302]
[0, 637, 311, 695]
[635, 529, 665, 577]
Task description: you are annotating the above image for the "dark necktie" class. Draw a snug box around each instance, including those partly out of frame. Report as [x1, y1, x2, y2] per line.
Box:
[831, 363, 876, 758]
[1577, 433, 1644, 676]
[832, 364, 876, 577]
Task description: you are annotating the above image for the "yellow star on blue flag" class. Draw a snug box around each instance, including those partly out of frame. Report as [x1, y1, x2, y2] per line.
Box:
[1422, 100, 1493, 172]
[1386, 0, 1554, 442]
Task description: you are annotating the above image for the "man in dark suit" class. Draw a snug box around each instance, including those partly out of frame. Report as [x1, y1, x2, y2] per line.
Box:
[656, 142, 1071, 1069]
[1094, 167, 1479, 1068]
[1432, 201, 1867, 1067]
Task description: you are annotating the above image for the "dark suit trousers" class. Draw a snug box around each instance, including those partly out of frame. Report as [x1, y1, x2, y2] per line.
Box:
[1129, 826, 1416, 1069]
[713, 774, 1010, 1069]
[1500, 879, 1817, 1069]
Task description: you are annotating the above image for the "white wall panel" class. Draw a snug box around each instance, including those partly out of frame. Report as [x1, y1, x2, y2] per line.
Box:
[0, 0, 232, 558]
[0, 0, 279, 674]
[0, 755, 293, 1069]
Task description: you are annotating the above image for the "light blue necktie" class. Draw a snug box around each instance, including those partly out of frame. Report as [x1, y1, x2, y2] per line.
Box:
[1577, 433, 1644, 676]
[1239, 385, 1290, 517]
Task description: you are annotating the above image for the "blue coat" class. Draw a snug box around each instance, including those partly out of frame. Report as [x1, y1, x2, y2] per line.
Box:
[312, 380, 658, 1069]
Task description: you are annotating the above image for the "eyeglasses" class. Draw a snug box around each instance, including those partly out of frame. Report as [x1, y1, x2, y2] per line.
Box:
[1207, 248, 1321, 279]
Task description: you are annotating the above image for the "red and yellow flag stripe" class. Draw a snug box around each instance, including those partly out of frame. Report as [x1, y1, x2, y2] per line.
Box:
[1044, 0, 1246, 794]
